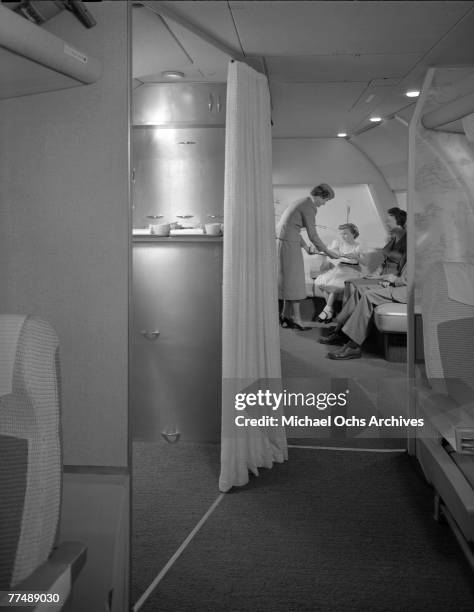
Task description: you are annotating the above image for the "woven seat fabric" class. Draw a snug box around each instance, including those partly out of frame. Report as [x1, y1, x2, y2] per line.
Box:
[0, 435, 28, 589]
[0, 315, 25, 397]
[0, 315, 62, 588]
[422, 262, 474, 399]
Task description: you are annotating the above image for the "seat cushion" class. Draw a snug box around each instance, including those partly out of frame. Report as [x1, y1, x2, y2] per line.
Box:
[0, 435, 28, 589]
[374, 303, 407, 333]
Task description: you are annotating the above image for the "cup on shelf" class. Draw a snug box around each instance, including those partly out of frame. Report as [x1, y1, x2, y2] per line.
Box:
[150, 223, 171, 236]
[206, 214, 223, 236]
[205, 223, 222, 236]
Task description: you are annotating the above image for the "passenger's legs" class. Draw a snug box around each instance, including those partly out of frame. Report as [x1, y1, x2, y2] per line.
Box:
[342, 287, 394, 346]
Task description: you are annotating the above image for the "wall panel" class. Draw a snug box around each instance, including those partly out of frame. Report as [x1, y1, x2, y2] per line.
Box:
[272, 137, 397, 216]
[0, 2, 129, 467]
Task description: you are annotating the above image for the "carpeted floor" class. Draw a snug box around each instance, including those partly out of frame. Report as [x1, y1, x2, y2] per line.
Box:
[280, 326, 409, 450]
[132, 441, 221, 603]
[134, 447, 474, 612]
[280, 325, 405, 379]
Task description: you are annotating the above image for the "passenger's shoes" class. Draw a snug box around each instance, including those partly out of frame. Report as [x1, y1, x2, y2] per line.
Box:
[328, 344, 362, 360]
[318, 332, 344, 345]
[317, 307, 334, 323]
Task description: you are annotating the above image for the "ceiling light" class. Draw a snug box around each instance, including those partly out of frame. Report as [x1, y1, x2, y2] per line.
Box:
[337, 133, 347, 138]
[369, 117, 382, 122]
[405, 90, 420, 98]
[161, 70, 185, 79]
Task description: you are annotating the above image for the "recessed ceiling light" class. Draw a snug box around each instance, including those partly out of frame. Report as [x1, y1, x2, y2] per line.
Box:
[161, 70, 185, 79]
[370, 117, 382, 122]
[405, 90, 420, 98]
[337, 133, 347, 138]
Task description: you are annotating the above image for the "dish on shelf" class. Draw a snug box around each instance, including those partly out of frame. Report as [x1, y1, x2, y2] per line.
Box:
[169, 228, 204, 235]
[150, 223, 171, 236]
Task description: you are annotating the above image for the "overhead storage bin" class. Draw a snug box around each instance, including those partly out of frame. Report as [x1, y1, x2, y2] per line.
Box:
[0, 4, 101, 99]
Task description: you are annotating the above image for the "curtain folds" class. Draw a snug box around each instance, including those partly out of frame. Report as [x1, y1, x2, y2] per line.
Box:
[219, 61, 287, 493]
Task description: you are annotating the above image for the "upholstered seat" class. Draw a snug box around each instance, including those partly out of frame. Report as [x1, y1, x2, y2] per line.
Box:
[416, 262, 474, 544]
[0, 315, 86, 602]
[374, 303, 407, 333]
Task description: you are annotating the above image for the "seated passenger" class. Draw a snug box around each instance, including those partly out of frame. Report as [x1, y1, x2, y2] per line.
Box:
[366, 206, 406, 279]
[318, 207, 407, 356]
[327, 267, 407, 360]
[314, 223, 365, 323]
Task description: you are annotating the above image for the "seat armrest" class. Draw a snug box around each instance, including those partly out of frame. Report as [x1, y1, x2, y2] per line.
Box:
[416, 385, 474, 452]
[0, 542, 86, 610]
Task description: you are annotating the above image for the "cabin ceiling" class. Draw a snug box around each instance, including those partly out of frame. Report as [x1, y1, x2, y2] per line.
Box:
[133, 0, 474, 137]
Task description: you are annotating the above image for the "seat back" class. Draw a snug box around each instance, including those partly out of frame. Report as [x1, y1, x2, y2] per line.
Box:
[421, 262, 474, 402]
[0, 315, 62, 588]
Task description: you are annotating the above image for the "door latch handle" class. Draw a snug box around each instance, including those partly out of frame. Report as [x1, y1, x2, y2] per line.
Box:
[208, 93, 213, 112]
[141, 329, 160, 340]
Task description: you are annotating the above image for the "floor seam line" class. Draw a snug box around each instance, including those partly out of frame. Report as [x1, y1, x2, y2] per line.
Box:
[132, 492, 225, 611]
[288, 444, 407, 453]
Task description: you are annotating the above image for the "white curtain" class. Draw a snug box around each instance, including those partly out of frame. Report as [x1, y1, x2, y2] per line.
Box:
[219, 61, 287, 493]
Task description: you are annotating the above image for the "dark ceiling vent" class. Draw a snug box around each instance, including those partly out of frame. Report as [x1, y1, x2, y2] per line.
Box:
[3, 0, 97, 28]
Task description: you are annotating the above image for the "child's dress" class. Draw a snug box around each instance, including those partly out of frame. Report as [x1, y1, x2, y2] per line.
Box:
[314, 240, 364, 293]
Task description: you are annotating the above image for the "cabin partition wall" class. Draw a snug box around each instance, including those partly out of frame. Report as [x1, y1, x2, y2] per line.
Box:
[408, 65, 474, 562]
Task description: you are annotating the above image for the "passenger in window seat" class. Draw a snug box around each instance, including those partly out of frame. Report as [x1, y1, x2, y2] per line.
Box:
[366, 206, 407, 278]
[317, 207, 407, 359]
[314, 223, 365, 323]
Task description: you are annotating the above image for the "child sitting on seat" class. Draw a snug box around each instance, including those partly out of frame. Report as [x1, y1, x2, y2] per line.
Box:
[314, 223, 365, 322]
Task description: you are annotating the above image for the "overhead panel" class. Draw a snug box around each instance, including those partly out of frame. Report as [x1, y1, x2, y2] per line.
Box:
[229, 1, 474, 56]
[151, 1, 241, 50]
[0, 4, 101, 99]
[270, 81, 367, 137]
[160, 19, 231, 82]
[132, 6, 192, 80]
[348, 81, 407, 131]
[384, 11, 474, 114]
[265, 53, 422, 83]
[422, 9, 474, 66]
